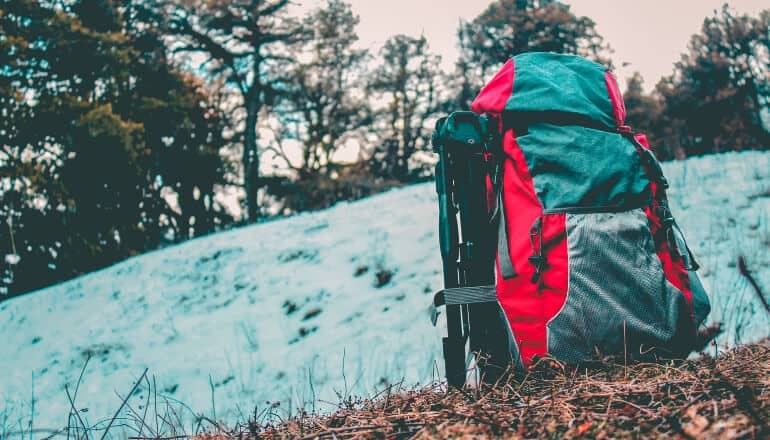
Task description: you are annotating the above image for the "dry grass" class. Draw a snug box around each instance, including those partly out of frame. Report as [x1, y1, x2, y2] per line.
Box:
[202, 340, 770, 439]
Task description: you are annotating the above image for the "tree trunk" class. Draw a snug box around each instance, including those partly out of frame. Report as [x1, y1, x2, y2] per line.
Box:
[243, 95, 260, 222]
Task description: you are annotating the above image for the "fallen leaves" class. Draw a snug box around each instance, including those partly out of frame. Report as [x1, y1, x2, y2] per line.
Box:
[204, 340, 770, 439]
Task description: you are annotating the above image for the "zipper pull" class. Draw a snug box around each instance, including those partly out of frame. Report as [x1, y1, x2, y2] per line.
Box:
[529, 217, 545, 283]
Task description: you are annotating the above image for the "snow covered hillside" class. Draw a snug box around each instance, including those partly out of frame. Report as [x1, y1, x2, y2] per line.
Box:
[2, 151, 769, 432]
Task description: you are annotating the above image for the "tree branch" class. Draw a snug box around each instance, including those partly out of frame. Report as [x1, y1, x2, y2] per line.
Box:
[170, 16, 249, 95]
[257, 0, 291, 18]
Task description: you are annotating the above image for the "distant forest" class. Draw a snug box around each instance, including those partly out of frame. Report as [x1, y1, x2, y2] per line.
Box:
[1, 0, 769, 296]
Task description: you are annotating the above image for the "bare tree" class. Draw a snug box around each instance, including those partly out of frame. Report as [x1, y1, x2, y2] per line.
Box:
[368, 35, 445, 182]
[165, 0, 306, 221]
[269, 0, 370, 179]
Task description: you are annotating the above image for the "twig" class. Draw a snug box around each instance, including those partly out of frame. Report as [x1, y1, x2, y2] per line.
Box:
[127, 436, 188, 440]
[29, 371, 35, 440]
[73, 355, 91, 399]
[195, 416, 229, 435]
[341, 348, 348, 402]
[121, 400, 155, 439]
[208, 375, 217, 423]
[308, 368, 316, 415]
[152, 376, 159, 437]
[3, 428, 70, 439]
[64, 385, 90, 439]
[299, 425, 383, 440]
[99, 368, 149, 440]
[141, 375, 151, 437]
[738, 256, 770, 316]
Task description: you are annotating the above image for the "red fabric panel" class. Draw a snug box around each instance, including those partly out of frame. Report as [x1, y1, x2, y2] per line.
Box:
[635, 133, 694, 317]
[604, 71, 626, 127]
[472, 59, 515, 115]
[496, 130, 569, 367]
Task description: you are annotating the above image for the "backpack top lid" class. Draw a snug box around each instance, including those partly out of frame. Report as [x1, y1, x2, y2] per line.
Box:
[471, 52, 626, 130]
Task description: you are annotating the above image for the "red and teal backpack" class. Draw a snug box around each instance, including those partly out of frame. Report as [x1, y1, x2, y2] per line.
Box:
[432, 53, 711, 382]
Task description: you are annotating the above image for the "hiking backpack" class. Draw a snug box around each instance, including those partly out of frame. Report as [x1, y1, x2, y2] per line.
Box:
[431, 52, 711, 387]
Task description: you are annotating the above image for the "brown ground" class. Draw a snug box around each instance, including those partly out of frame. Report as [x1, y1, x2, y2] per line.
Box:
[207, 340, 769, 439]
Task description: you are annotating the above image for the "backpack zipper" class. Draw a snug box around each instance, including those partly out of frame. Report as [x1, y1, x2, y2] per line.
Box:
[528, 216, 545, 283]
[541, 193, 653, 215]
[542, 205, 636, 215]
[527, 206, 638, 284]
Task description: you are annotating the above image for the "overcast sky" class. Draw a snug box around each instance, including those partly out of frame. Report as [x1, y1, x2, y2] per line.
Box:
[300, 0, 768, 92]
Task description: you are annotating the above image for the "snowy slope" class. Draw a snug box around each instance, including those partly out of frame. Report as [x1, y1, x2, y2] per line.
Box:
[1, 151, 769, 433]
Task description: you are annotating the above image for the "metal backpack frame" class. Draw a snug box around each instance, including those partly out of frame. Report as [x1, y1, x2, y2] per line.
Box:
[430, 111, 512, 388]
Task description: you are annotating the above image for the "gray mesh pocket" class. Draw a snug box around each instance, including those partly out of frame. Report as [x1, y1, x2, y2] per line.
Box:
[547, 209, 693, 362]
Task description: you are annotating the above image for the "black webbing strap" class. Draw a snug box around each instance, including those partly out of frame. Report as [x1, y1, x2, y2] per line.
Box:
[503, 110, 615, 135]
[673, 222, 701, 271]
[435, 285, 498, 306]
[624, 132, 700, 271]
[497, 191, 517, 280]
[432, 285, 498, 326]
[624, 133, 669, 188]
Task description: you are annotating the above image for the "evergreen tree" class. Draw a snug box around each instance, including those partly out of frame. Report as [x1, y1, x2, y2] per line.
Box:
[456, 0, 611, 108]
[368, 35, 446, 182]
[164, 0, 307, 221]
[271, 0, 370, 179]
[657, 6, 770, 157]
[623, 72, 667, 157]
[264, 0, 377, 213]
[0, 0, 232, 297]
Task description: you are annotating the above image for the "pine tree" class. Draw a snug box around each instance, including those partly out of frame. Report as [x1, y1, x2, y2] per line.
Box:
[456, 0, 611, 108]
[272, 0, 370, 179]
[623, 73, 668, 158]
[657, 6, 770, 157]
[164, 0, 307, 222]
[368, 35, 446, 182]
[0, 0, 232, 297]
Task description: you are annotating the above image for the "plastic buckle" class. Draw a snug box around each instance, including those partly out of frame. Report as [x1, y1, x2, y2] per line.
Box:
[657, 205, 674, 226]
[528, 255, 545, 283]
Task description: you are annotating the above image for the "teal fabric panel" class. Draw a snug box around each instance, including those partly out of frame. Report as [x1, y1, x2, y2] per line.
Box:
[505, 53, 616, 128]
[516, 124, 650, 210]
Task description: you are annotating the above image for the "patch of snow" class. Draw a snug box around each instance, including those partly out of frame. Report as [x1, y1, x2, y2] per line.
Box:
[0, 151, 769, 435]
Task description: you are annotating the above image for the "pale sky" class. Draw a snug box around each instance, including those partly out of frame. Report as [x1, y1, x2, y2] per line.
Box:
[300, 0, 769, 92]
